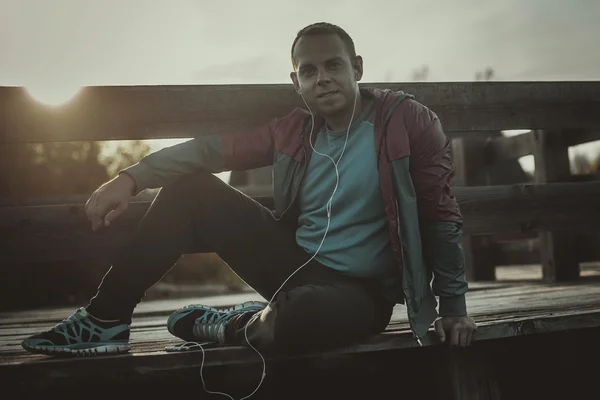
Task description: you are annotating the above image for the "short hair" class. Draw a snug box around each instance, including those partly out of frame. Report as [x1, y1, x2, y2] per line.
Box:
[290, 22, 357, 70]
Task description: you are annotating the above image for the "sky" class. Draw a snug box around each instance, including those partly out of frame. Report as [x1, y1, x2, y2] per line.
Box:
[1, 0, 599, 173]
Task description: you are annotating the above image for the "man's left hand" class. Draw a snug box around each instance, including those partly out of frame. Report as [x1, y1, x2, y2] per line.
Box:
[434, 315, 477, 347]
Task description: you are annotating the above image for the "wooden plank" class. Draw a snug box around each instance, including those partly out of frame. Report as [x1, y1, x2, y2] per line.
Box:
[2, 277, 599, 395]
[441, 346, 501, 400]
[565, 129, 600, 147]
[2, 181, 600, 264]
[533, 130, 580, 281]
[452, 136, 495, 281]
[455, 181, 600, 235]
[485, 129, 600, 164]
[2, 308, 599, 386]
[1, 81, 600, 144]
[485, 132, 534, 163]
[492, 235, 600, 266]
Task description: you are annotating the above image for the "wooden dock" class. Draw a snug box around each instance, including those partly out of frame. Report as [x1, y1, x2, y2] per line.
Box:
[2, 81, 600, 399]
[2, 265, 600, 399]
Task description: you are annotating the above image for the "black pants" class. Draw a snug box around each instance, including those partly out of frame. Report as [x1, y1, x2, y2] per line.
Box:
[87, 172, 394, 355]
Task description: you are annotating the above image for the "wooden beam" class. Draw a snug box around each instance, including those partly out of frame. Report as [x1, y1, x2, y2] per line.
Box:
[1, 181, 600, 265]
[565, 129, 600, 147]
[1, 81, 600, 144]
[2, 308, 599, 388]
[533, 130, 580, 281]
[452, 136, 495, 281]
[476, 129, 600, 164]
[485, 132, 534, 163]
[492, 235, 600, 266]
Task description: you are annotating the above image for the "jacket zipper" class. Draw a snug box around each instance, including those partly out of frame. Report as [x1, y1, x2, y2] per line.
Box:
[395, 199, 423, 347]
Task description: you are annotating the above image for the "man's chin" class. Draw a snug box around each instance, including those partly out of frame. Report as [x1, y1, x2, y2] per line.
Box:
[314, 101, 347, 117]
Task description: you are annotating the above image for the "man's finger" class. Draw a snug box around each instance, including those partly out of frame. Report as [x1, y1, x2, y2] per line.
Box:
[459, 331, 468, 347]
[88, 205, 108, 231]
[466, 331, 473, 347]
[85, 197, 96, 221]
[434, 320, 446, 343]
[104, 203, 127, 226]
[450, 328, 460, 347]
[91, 217, 103, 231]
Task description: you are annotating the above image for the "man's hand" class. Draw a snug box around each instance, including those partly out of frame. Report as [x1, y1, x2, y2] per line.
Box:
[85, 173, 136, 231]
[434, 315, 477, 347]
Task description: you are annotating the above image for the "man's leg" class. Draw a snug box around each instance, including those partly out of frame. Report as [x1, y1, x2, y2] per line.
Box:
[22, 171, 320, 355]
[229, 275, 395, 355]
[86, 171, 322, 322]
[23, 170, 394, 355]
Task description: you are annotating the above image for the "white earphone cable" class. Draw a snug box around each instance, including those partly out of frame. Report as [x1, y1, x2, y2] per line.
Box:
[194, 81, 360, 400]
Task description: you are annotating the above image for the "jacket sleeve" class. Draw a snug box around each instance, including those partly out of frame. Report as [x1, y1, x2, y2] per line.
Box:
[119, 121, 275, 195]
[407, 103, 469, 317]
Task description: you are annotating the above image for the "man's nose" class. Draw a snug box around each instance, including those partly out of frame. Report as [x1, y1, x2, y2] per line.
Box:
[316, 68, 332, 85]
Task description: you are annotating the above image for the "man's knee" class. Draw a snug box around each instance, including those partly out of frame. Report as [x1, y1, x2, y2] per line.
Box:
[267, 284, 375, 353]
[159, 171, 217, 199]
[155, 171, 231, 215]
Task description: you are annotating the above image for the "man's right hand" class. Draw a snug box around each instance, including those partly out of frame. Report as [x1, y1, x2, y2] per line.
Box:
[85, 173, 136, 231]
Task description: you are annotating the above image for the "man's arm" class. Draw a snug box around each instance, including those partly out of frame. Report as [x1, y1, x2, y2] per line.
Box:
[401, 101, 476, 346]
[120, 121, 275, 195]
[401, 102, 467, 314]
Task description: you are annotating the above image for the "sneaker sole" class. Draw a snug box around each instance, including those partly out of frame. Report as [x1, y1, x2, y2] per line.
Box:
[23, 343, 131, 357]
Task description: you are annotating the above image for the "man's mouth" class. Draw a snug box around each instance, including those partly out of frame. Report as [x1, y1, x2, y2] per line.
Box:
[318, 91, 339, 99]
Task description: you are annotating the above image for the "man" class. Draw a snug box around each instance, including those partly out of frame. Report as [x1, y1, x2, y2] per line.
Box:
[22, 22, 476, 357]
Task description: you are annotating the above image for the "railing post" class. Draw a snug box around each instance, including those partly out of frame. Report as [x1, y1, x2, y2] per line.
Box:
[532, 130, 580, 281]
[452, 136, 496, 281]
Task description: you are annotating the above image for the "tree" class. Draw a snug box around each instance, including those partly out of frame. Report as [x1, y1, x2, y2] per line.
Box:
[0, 140, 151, 204]
[590, 152, 600, 175]
[571, 153, 593, 175]
[0, 139, 249, 310]
[410, 65, 430, 81]
[475, 67, 495, 81]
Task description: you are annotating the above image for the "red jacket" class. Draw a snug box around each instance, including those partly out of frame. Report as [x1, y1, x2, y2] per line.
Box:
[123, 87, 468, 340]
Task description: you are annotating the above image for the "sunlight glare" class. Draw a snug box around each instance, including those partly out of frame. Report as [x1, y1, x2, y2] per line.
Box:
[25, 84, 82, 106]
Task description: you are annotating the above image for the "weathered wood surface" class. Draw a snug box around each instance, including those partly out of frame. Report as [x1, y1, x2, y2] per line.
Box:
[493, 236, 600, 266]
[533, 129, 579, 281]
[2, 269, 600, 386]
[3, 181, 600, 265]
[486, 132, 535, 164]
[1, 81, 600, 144]
[486, 130, 600, 164]
[452, 134, 495, 281]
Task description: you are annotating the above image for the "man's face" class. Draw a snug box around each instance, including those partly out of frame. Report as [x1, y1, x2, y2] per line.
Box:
[291, 34, 362, 118]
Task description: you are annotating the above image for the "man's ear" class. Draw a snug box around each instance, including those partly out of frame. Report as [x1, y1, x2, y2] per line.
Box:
[290, 71, 301, 93]
[353, 55, 364, 82]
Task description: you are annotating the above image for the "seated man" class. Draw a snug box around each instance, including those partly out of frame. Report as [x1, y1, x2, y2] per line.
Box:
[22, 22, 476, 357]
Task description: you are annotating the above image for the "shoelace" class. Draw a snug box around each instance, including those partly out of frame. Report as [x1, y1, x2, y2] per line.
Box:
[193, 310, 245, 342]
[54, 310, 84, 332]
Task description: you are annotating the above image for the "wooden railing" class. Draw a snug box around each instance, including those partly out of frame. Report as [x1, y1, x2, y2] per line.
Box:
[1, 82, 599, 283]
[453, 125, 600, 281]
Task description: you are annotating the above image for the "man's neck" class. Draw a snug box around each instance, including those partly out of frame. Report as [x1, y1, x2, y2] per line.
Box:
[324, 96, 364, 131]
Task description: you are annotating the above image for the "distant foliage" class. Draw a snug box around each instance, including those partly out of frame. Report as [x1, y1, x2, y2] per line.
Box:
[475, 67, 495, 81]
[407, 65, 495, 81]
[410, 65, 430, 81]
[0, 140, 150, 204]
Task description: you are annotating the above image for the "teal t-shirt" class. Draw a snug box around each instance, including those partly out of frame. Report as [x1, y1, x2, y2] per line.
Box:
[296, 101, 401, 295]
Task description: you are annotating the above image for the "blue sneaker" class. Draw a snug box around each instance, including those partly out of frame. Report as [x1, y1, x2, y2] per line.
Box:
[21, 308, 130, 356]
[167, 301, 266, 344]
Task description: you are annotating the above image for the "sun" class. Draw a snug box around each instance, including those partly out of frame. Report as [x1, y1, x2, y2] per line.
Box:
[24, 84, 82, 106]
